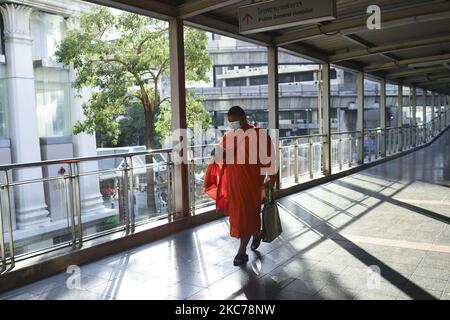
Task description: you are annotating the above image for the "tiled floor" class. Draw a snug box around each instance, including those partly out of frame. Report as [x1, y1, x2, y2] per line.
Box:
[1, 130, 449, 300]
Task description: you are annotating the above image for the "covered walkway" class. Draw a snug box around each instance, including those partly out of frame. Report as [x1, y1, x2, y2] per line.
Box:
[1, 128, 449, 300]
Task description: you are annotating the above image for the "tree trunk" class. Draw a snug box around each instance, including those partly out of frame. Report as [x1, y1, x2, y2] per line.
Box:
[144, 109, 158, 216]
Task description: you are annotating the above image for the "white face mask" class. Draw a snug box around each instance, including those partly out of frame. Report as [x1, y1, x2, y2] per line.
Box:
[229, 120, 241, 130]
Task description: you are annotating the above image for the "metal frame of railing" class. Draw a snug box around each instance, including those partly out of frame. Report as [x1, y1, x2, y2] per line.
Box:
[0, 109, 449, 271]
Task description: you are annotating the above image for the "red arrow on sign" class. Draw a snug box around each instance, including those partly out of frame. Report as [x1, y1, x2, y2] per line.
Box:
[243, 13, 253, 24]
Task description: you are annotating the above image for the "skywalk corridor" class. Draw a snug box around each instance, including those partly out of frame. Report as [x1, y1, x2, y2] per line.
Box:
[1, 129, 449, 300]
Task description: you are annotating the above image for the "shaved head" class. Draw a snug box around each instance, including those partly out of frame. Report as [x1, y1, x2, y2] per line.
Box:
[227, 106, 246, 117]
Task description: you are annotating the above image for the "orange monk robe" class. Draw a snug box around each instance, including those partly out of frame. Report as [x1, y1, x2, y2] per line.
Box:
[215, 124, 277, 239]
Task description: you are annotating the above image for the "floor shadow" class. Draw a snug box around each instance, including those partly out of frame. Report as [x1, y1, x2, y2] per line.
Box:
[335, 180, 450, 224]
[278, 197, 437, 300]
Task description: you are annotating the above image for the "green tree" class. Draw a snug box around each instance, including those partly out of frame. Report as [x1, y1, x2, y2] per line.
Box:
[56, 7, 212, 210]
[156, 94, 212, 145]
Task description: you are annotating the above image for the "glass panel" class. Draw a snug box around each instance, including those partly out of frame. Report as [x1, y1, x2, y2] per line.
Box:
[2, 167, 73, 258]
[79, 159, 126, 237]
[35, 68, 71, 137]
[131, 152, 170, 221]
[191, 145, 215, 213]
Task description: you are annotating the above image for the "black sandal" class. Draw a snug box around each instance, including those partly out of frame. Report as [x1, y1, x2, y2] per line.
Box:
[251, 234, 263, 251]
[233, 253, 249, 266]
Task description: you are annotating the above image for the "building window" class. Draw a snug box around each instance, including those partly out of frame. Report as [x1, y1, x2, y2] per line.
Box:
[31, 11, 67, 60]
[35, 67, 71, 137]
[225, 78, 247, 87]
[249, 75, 268, 86]
[330, 68, 337, 79]
[279, 73, 295, 83]
[294, 71, 314, 82]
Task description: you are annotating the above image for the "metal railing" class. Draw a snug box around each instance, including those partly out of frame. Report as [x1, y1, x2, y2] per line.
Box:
[0, 109, 449, 271]
[278, 133, 326, 187]
[279, 109, 450, 184]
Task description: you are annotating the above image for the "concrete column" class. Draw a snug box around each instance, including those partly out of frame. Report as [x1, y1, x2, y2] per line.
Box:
[357, 72, 364, 164]
[65, 17, 107, 216]
[321, 63, 331, 175]
[267, 46, 280, 187]
[397, 84, 403, 150]
[411, 87, 417, 146]
[169, 18, 189, 217]
[0, 4, 50, 229]
[380, 79, 386, 157]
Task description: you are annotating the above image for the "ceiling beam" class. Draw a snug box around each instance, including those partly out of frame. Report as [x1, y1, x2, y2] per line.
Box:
[404, 71, 450, 83]
[414, 78, 450, 87]
[364, 53, 450, 73]
[177, 0, 243, 19]
[341, 34, 399, 62]
[425, 82, 450, 90]
[88, 0, 175, 20]
[331, 34, 450, 63]
[385, 66, 448, 79]
[186, 14, 273, 46]
[274, 2, 450, 46]
[281, 43, 329, 63]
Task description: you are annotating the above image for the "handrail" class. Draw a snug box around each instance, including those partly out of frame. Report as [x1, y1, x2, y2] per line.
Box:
[280, 133, 326, 140]
[331, 130, 360, 135]
[0, 147, 173, 171]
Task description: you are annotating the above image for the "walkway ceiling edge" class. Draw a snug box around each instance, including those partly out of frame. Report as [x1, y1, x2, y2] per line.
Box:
[84, 0, 450, 94]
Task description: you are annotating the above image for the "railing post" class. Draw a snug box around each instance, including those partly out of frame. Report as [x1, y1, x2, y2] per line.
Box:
[431, 92, 436, 136]
[122, 158, 130, 231]
[294, 138, 299, 183]
[167, 153, 174, 222]
[278, 140, 283, 189]
[357, 72, 365, 164]
[74, 162, 83, 247]
[67, 164, 77, 248]
[411, 87, 417, 147]
[375, 130, 381, 160]
[127, 156, 136, 229]
[380, 79, 386, 157]
[422, 89, 427, 140]
[0, 170, 15, 269]
[309, 137, 314, 179]
[398, 84, 403, 151]
[3, 171, 15, 268]
[0, 181, 5, 269]
[348, 135, 353, 168]
[438, 94, 442, 132]
[339, 136, 343, 171]
[189, 150, 196, 216]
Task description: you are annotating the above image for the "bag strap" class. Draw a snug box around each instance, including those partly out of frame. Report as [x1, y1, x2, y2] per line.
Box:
[264, 182, 274, 205]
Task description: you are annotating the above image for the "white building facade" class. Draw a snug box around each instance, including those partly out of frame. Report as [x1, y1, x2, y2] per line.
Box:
[0, 0, 109, 253]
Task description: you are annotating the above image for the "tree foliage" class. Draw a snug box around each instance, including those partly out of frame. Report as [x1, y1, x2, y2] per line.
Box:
[56, 7, 212, 148]
[155, 94, 212, 144]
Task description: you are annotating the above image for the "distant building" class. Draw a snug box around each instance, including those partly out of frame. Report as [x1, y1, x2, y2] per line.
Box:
[190, 34, 412, 139]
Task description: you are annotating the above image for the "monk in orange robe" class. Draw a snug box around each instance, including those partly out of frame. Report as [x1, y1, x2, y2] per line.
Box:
[205, 106, 277, 266]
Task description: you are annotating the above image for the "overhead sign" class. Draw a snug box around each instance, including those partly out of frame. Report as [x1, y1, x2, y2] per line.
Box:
[238, 0, 337, 34]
